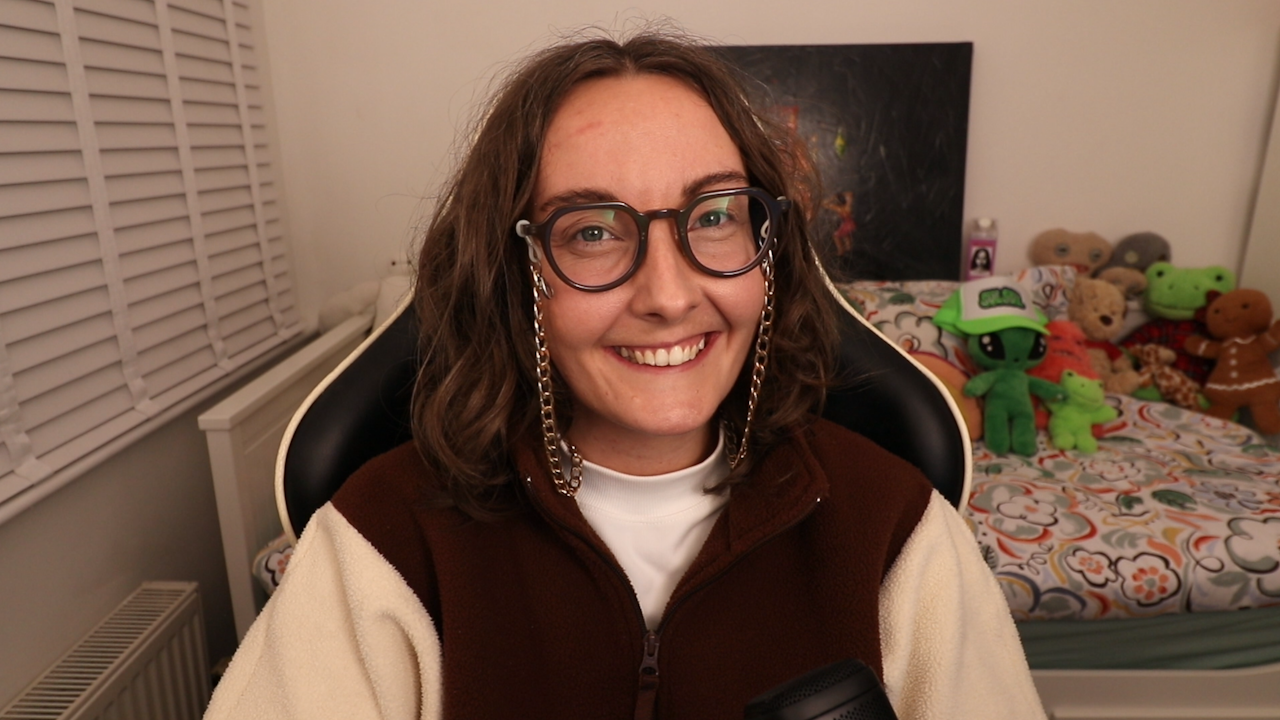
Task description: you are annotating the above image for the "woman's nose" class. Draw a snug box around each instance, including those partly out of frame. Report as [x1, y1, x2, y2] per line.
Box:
[627, 220, 702, 320]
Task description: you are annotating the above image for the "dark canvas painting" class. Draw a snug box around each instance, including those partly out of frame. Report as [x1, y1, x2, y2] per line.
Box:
[717, 44, 973, 281]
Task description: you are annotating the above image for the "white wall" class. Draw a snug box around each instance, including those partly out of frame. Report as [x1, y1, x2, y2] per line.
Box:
[0, 399, 240, 704]
[261, 0, 1280, 322]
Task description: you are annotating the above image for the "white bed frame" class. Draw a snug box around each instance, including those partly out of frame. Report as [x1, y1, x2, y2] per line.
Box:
[195, 309, 1280, 717]
[199, 312, 373, 640]
[1033, 664, 1280, 719]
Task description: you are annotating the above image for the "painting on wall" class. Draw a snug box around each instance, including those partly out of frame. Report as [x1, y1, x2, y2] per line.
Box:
[717, 43, 973, 281]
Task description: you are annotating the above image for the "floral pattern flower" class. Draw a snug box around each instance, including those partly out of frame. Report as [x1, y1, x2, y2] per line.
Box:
[1065, 548, 1117, 587]
[1193, 480, 1264, 514]
[996, 495, 1058, 527]
[875, 312, 947, 357]
[1225, 517, 1280, 597]
[1116, 553, 1182, 606]
[1079, 459, 1144, 484]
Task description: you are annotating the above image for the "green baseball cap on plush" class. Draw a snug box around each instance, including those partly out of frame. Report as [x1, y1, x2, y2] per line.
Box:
[933, 275, 1049, 336]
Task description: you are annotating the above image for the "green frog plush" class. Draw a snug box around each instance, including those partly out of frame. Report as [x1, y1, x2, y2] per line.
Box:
[1121, 262, 1236, 398]
[936, 276, 1067, 455]
[1045, 370, 1118, 454]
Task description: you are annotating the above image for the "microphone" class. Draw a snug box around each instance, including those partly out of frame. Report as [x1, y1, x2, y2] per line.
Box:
[744, 658, 899, 720]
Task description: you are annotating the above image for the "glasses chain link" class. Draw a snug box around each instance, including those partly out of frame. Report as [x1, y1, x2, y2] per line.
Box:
[530, 252, 772, 484]
[530, 264, 583, 496]
[728, 249, 775, 471]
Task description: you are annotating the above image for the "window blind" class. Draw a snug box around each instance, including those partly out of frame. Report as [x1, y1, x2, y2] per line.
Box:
[0, 0, 300, 509]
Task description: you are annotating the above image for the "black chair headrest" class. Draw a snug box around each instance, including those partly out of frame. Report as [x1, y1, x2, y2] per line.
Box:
[277, 287, 971, 540]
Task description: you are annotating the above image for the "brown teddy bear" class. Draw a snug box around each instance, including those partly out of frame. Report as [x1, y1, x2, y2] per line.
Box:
[1128, 344, 1202, 410]
[1067, 277, 1144, 394]
[1028, 229, 1112, 275]
[1186, 289, 1280, 434]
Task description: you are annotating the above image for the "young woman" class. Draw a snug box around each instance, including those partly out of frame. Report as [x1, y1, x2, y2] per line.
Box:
[205, 31, 1045, 720]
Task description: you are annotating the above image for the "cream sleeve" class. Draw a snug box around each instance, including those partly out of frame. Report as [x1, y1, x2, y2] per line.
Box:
[879, 492, 1048, 720]
[203, 504, 442, 720]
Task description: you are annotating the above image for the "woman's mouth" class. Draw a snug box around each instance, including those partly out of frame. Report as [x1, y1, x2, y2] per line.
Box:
[616, 336, 708, 367]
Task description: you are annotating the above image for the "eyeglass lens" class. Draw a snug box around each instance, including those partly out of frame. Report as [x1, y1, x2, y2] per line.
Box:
[545, 191, 769, 288]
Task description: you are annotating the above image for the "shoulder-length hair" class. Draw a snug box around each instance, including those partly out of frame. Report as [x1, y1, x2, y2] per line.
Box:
[412, 29, 837, 518]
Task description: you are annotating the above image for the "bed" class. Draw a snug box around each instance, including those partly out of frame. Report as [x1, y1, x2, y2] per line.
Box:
[841, 264, 1280, 717]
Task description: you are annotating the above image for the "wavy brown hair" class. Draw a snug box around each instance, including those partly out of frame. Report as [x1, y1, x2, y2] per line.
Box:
[412, 29, 837, 518]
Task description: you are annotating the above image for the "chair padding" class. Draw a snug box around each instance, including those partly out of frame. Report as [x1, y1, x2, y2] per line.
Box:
[822, 307, 967, 507]
[281, 308, 418, 536]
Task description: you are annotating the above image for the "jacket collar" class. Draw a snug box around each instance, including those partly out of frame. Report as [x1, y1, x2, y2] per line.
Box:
[512, 424, 830, 585]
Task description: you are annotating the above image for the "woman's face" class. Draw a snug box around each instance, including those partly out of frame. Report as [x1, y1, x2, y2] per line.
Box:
[531, 73, 765, 473]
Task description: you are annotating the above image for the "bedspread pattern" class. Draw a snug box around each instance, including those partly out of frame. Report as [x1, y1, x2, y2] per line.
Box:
[840, 272, 1280, 621]
[969, 398, 1280, 620]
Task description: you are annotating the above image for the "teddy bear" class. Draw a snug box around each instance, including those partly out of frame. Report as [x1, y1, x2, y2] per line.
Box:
[1028, 229, 1112, 275]
[1066, 277, 1144, 395]
[1127, 344, 1202, 410]
[1093, 232, 1170, 337]
[1186, 289, 1280, 434]
[1045, 369, 1119, 453]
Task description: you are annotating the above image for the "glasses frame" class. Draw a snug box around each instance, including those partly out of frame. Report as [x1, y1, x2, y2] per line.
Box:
[515, 187, 791, 293]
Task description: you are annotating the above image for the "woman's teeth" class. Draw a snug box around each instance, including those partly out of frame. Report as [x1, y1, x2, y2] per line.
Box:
[618, 337, 707, 367]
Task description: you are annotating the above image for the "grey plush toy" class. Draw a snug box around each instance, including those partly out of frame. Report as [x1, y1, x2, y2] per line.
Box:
[1096, 232, 1171, 283]
[1095, 231, 1172, 337]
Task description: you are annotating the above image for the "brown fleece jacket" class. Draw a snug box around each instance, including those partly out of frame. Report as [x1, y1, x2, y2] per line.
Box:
[332, 417, 933, 720]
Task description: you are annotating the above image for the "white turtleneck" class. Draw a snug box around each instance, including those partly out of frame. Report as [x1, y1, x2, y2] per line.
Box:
[573, 434, 731, 630]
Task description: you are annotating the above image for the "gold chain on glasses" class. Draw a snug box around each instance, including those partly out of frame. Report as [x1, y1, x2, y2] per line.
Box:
[728, 248, 775, 471]
[530, 264, 583, 496]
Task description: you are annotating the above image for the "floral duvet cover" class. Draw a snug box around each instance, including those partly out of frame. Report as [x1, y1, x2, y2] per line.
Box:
[840, 269, 1280, 621]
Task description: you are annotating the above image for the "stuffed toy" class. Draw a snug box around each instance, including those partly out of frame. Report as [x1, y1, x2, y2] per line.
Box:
[1028, 319, 1098, 384]
[1045, 370, 1119, 453]
[1094, 232, 1170, 292]
[1026, 319, 1099, 430]
[1028, 229, 1112, 275]
[1122, 262, 1236, 398]
[1128, 343, 1202, 410]
[1186, 289, 1280, 434]
[935, 276, 1066, 455]
[1066, 277, 1144, 394]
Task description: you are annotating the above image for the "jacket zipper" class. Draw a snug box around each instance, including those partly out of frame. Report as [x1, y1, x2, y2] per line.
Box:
[635, 630, 660, 720]
[637, 496, 821, 718]
[526, 475, 822, 720]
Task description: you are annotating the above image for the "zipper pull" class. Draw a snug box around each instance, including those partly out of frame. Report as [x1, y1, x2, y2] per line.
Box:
[635, 630, 660, 720]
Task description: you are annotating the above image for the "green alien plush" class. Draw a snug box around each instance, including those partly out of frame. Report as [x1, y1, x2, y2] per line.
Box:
[1045, 369, 1118, 454]
[936, 277, 1067, 455]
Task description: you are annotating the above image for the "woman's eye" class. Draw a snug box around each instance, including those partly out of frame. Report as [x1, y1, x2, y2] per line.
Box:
[695, 211, 728, 228]
[576, 226, 609, 243]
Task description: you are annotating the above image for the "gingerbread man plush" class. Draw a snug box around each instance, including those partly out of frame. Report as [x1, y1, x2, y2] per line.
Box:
[1186, 289, 1280, 434]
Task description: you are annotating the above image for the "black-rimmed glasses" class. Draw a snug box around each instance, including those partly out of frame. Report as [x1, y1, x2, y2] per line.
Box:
[515, 187, 790, 292]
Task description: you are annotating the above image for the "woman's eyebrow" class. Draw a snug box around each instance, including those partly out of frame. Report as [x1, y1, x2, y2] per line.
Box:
[536, 170, 750, 214]
[536, 189, 617, 214]
[684, 170, 750, 197]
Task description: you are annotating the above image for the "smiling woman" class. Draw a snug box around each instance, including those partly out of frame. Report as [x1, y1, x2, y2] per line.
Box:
[205, 28, 1046, 720]
[532, 74, 769, 475]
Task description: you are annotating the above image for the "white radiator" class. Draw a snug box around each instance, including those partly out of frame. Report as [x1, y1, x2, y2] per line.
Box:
[0, 582, 210, 720]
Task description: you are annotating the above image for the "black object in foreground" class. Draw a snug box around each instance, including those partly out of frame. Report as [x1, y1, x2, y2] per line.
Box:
[744, 658, 899, 720]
